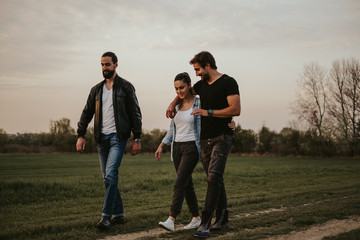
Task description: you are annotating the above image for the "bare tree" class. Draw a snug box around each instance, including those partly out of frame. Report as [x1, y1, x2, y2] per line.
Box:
[292, 62, 328, 137]
[328, 58, 360, 155]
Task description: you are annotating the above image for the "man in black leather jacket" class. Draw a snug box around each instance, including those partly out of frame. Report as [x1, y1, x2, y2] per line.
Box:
[76, 52, 142, 229]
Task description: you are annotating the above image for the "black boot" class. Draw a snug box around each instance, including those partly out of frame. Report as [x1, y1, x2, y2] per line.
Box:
[194, 210, 213, 238]
[96, 216, 111, 229]
[110, 216, 125, 225]
[210, 209, 229, 232]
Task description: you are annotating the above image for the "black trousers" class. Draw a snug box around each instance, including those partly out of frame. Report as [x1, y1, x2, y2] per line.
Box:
[200, 134, 233, 215]
[170, 141, 200, 218]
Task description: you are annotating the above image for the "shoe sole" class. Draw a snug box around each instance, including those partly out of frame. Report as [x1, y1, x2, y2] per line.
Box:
[158, 223, 174, 232]
[210, 223, 230, 232]
[193, 233, 209, 238]
[184, 224, 201, 230]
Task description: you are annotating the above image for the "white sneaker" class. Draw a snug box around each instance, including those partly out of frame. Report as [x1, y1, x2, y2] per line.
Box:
[184, 217, 201, 229]
[159, 218, 175, 232]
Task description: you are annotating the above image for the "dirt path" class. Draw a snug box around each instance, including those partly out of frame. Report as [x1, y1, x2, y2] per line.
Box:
[265, 216, 360, 240]
[101, 227, 171, 240]
[100, 209, 360, 240]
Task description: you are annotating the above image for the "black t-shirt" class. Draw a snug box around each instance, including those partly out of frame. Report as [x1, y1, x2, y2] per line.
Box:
[193, 74, 239, 139]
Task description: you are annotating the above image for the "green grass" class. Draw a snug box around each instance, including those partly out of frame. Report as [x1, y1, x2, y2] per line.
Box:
[0, 154, 359, 240]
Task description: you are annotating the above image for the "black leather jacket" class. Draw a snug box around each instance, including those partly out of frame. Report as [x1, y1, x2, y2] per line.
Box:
[77, 74, 142, 143]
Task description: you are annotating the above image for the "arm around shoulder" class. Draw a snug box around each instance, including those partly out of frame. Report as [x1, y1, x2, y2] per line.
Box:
[166, 95, 181, 118]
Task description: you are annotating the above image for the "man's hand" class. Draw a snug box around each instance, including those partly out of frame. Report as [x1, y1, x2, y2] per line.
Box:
[166, 105, 176, 118]
[166, 96, 181, 118]
[76, 137, 86, 152]
[131, 141, 141, 155]
[191, 108, 209, 117]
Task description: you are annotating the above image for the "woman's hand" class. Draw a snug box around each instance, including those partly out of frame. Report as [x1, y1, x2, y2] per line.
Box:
[155, 143, 164, 161]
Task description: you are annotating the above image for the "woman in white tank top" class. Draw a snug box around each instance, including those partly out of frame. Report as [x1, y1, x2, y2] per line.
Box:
[155, 72, 202, 232]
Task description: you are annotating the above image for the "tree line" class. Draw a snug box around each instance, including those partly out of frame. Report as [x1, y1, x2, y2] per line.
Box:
[0, 57, 358, 156]
[292, 57, 360, 156]
[0, 119, 358, 157]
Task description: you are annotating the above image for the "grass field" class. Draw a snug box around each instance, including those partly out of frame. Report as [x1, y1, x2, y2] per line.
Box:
[0, 153, 359, 240]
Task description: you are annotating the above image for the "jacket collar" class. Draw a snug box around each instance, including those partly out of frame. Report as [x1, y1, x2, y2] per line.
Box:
[101, 74, 122, 87]
[113, 74, 122, 87]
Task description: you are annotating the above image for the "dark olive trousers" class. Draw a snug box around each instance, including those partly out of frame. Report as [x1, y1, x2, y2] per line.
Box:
[170, 141, 200, 218]
[200, 134, 233, 215]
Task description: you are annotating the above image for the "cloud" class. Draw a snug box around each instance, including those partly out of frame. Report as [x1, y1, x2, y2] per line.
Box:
[0, 0, 358, 79]
[0, 0, 82, 77]
[0, 0, 359, 133]
[1, 0, 359, 56]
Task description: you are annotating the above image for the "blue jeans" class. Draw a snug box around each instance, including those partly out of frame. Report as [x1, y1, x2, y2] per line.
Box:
[97, 133, 127, 217]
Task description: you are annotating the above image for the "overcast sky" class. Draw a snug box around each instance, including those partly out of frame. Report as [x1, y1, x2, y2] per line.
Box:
[1, 0, 359, 134]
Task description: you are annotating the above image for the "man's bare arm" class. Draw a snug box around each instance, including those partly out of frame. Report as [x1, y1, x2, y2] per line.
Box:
[191, 94, 241, 118]
[166, 96, 181, 118]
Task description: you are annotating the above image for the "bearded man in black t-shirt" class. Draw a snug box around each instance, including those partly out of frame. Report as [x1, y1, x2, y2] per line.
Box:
[166, 51, 241, 238]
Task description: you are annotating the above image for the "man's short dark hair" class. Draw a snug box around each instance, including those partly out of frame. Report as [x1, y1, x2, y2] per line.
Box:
[102, 52, 118, 64]
[189, 51, 217, 70]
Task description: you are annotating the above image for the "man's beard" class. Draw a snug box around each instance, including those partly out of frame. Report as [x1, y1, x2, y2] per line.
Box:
[103, 69, 115, 79]
[202, 73, 210, 82]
